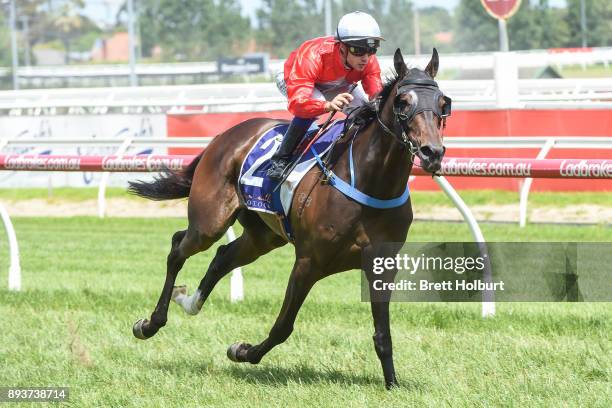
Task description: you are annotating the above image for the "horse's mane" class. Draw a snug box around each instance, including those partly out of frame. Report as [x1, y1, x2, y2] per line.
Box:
[347, 67, 430, 128]
[348, 70, 401, 125]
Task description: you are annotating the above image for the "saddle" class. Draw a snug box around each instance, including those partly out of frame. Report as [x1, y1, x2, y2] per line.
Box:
[238, 121, 346, 240]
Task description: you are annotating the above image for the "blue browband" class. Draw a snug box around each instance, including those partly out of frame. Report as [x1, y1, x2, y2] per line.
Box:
[311, 144, 410, 209]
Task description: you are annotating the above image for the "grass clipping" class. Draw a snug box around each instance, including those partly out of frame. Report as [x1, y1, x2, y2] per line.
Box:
[67, 316, 94, 368]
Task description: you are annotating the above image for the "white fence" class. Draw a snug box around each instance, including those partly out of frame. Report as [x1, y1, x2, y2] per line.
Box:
[1, 78, 612, 115]
[1, 47, 611, 115]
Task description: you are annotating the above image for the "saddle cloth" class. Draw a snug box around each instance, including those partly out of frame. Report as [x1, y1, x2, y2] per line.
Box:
[238, 121, 344, 235]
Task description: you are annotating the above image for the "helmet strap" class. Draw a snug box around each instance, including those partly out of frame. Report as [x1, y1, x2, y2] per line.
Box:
[339, 43, 352, 70]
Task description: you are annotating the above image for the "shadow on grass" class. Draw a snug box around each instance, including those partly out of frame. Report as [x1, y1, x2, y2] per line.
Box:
[148, 354, 424, 390]
[226, 363, 378, 387]
[224, 364, 424, 390]
[151, 358, 375, 386]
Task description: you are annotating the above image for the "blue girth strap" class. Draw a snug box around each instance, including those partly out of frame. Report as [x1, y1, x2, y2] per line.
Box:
[311, 146, 410, 209]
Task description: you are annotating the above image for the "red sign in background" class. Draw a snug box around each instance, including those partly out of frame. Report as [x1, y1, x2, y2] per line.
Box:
[481, 0, 522, 20]
[167, 109, 612, 192]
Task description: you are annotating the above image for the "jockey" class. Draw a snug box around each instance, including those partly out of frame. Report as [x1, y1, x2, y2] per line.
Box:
[267, 11, 384, 180]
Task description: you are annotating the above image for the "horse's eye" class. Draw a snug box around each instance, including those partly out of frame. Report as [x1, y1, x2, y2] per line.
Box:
[396, 100, 408, 112]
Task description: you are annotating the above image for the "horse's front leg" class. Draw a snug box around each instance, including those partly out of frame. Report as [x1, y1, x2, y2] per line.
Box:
[227, 257, 319, 364]
[370, 295, 398, 389]
[365, 254, 399, 389]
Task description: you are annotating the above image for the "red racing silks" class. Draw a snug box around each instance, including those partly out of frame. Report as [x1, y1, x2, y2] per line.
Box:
[283, 36, 383, 118]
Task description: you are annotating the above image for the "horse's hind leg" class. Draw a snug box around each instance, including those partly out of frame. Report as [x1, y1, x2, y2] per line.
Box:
[133, 194, 238, 340]
[132, 227, 215, 339]
[173, 210, 286, 315]
[227, 257, 320, 364]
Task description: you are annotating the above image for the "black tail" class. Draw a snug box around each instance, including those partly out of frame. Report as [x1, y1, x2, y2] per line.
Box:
[127, 151, 204, 201]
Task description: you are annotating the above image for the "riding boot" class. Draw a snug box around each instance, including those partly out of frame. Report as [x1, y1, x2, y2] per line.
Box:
[267, 117, 314, 180]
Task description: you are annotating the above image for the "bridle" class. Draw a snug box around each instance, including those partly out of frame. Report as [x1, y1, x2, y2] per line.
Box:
[374, 76, 452, 157]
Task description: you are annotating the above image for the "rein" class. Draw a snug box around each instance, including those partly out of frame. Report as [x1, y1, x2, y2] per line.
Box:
[312, 105, 411, 210]
[374, 98, 419, 157]
[375, 77, 452, 159]
[311, 74, 451, 209]
[311, 142, 410, 209]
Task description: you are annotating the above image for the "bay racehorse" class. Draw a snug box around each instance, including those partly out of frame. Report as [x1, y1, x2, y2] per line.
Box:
[129, 48, 449, 389]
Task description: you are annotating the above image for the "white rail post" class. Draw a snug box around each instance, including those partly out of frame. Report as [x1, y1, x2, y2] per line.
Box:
[98, 137, 133, 218]
[494, 52, 520, 108]
[225, 226, 244, 302]
[433, 176, 495, 317]
[0, 141, 21, 290]
[519, 138, 555, 227]
[0, 202, 20, 291]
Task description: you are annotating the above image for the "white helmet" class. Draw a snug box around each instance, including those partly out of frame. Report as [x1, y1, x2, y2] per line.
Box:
[336, 11, 384, 46]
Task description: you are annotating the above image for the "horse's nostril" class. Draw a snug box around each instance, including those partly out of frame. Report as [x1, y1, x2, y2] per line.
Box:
[419, 146, 434, 158]
[420, 145, 445, 159]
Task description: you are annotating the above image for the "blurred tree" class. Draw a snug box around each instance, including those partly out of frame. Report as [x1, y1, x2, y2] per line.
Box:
[506, 1, 542, 50]
[208, 0, 253, 55]
[380, 0, 414, 56]
[453, 0, 498, 52]
[138, 0, 251, 61]
[51, 0, 97, 63]
[418, 6, 452, 54]
[566, 0, 611, 47]
[534, 0, 569, 49]
[19, 1, 51, 37]
[0, 9, 10, 67]
[454, 0, 571, 52]
[256, 0, 323, 58]
[0, 0, 53, 65]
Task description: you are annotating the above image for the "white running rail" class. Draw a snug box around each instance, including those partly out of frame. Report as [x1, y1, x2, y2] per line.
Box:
[2, 136, 610, 227]
[1, 78, 611, 114]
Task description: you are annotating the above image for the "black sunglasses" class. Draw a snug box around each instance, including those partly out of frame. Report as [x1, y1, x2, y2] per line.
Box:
[348, 45, 378, 57]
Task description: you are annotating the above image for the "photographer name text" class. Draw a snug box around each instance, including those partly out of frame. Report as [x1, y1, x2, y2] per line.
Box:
[372, 279, 505, 292]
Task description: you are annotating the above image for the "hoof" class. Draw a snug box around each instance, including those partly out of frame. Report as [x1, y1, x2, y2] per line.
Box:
[132, 318, 150, 340]
[171, 285, 187, 302]
[385, 380, 400, 390]
[227, 342, 251, 363]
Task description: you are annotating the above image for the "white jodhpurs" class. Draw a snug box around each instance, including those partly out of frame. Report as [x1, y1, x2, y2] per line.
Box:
[275, 70, 369, 115]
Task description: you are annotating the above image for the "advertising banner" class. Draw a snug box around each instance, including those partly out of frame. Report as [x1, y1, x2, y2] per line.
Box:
[0, 114, 167, 187]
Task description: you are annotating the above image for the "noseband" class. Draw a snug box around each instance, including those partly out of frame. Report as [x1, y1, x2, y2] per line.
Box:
[375, 76, 452, 156]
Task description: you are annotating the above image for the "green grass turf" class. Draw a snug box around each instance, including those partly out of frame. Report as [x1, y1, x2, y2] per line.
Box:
[0, 187, 135, 202]
[557, 63, 612, 79]
[0, 217, 610, 406]
[1, 187, 611, 208]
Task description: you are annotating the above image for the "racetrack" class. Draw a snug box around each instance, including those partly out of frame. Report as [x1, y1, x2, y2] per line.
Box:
[1, 215, 610, 406]
[1, 189, 612, 224]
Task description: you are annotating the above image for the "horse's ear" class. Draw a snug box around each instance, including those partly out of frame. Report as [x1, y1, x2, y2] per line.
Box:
[393, 48, 407, 77]
[425, 48, 439, 78]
